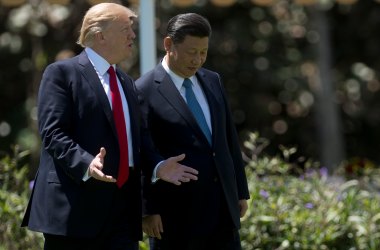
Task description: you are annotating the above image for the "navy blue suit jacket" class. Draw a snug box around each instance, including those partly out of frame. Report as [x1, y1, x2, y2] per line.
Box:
[22, 51, 161, 240]
[136, 64, 250, 236]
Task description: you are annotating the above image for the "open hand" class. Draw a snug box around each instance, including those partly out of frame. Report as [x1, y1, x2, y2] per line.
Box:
[88, 147, 116, 182]
[157, 154, 198, 185]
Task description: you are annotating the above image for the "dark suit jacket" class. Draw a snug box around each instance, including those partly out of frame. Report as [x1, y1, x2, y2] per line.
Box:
[21, 51, 161, 240]
[136, 64, 250, 236]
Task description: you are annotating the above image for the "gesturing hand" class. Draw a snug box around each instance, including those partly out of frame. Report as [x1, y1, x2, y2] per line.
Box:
[88, 147, 116, 183]
[157, 154, 198, 185]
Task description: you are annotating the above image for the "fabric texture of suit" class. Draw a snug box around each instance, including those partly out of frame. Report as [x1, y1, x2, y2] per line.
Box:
[22, 51, 161, 241]
[136, 63, 250, 236]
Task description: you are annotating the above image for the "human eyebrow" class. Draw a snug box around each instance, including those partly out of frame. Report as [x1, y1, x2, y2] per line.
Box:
[120, 25, 131, 32]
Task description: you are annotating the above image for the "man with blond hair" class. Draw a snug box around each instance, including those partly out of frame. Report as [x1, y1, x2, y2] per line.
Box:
[22, 3, 198, 250]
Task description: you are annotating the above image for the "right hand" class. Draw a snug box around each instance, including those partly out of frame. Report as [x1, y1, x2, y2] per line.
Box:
[157, 154, 198, 185]
[88, 147, 116, 182]
[143, 214, 163, 239]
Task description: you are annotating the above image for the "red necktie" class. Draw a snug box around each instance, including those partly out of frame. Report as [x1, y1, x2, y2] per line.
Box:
[108, 66, 129, 188]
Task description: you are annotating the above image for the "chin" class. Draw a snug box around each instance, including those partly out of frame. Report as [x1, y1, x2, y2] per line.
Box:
[188, 71, 197, 76]
[123, 52, 132, 59]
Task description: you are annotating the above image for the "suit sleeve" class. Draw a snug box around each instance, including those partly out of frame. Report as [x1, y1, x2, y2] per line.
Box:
[135, 80, 164, 215]
[38, 63, 93, 183]
[216, 73, 250, 200]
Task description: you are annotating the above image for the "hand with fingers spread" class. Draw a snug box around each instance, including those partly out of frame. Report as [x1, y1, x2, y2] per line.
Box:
[88, 147, 116, 183]
[143, 214, 163, 239]
[157, 154, 198, 185]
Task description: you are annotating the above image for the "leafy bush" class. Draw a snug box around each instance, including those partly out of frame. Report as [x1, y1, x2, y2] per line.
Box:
[240, 132, 380, 250]
[3, 135, 380, 250]
[0, 146, 43, 250]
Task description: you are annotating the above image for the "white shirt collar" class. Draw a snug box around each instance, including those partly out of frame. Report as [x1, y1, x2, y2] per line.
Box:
[85, 47, 115, 75]
[161, 56, 197, 90]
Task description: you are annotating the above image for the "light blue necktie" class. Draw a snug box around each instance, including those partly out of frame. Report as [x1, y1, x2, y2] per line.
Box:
[183, 78, 212, 145]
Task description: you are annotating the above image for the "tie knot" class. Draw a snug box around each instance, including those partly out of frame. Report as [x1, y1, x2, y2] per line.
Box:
[108, 66, 116, 75]
[183, 78, 193, 89]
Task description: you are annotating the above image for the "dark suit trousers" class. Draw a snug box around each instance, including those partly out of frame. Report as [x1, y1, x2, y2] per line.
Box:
[43, 233, 138, 250]
[149, 228, 241, 250]
[43, 170, 140, 250]
[149, 197, 242, 250]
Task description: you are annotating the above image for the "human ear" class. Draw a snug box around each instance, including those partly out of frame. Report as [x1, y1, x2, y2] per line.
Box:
[163, 37, 173, 52]
[95, 31, 105, 44]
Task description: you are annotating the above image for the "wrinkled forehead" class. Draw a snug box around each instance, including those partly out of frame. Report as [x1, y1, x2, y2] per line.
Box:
[116, 7, 137, 21]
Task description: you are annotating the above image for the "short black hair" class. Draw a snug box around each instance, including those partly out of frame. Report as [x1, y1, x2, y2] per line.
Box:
[166, 13, 212, 44]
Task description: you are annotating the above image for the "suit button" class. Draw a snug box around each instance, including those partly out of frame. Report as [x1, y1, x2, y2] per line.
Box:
[214, 177, 218, 182]
[213, 152, 216, 157]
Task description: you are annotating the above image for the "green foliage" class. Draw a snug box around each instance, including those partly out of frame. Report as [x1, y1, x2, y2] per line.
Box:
[139, 239, 149, 250]
[3, 136, 380, 250]
[0, 146, 43, 250]
[240, 132, 380, 250]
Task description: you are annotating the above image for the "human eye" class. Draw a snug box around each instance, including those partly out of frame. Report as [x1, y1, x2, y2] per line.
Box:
[120, 25, 132, 33]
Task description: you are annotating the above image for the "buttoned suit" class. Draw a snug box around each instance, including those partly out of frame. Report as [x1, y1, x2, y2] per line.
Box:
[136, 63, 250, 237]
[22, 51, 161, 241]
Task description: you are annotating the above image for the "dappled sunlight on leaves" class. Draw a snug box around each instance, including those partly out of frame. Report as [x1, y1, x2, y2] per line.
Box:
[241, 132, 380, 249]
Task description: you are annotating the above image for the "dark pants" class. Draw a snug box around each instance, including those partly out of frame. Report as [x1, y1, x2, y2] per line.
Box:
[44, 170, 140, 250]
[150, 183, 242, 250]
[149, 228, 242, 250]
[43, 233, 139, 250]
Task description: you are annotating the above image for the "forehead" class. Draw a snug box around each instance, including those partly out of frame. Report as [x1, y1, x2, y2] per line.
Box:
[115, 13, 135, 25]
[110, 6, 136, 23]
[108, 16, 135, 32]
[178, 35, 209, 48]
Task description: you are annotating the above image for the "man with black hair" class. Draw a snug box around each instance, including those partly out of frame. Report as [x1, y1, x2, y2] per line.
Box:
[136, 13, 250, 250]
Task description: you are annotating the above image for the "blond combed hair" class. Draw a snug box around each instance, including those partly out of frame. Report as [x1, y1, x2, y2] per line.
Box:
[77, 3, 137, 48]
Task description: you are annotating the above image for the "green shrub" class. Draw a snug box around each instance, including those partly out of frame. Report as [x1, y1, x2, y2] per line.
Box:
[3, 134, 380, 250]
[0, 146, 43, 250]
[240, 132, 380, 250]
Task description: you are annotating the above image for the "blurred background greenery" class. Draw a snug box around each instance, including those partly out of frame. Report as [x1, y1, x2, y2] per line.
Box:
[2, 0, 380, 174]
[1, 0, 380, 249]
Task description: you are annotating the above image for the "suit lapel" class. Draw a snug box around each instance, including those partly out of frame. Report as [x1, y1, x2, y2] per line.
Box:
[78, 52, 118, 138]
[196, 70, 220, 146]
[155, 65, 215, 146]
[116, 69, 140, 150]
[159, 76, 199, 127]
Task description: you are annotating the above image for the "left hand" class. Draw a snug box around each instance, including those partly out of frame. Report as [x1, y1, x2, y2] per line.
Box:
[142, 214, 163, 239]
[157, 154, 198, 185]
[239, 199, 248, 218]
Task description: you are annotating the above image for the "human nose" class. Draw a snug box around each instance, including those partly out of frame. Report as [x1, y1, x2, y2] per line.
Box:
[128, 29, 136, 40]
[192, 54, 203, 65]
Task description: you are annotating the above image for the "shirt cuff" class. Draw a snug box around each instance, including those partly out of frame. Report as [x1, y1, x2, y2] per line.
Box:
[151, 161, 164, 183]
[82, 167, 91, 181]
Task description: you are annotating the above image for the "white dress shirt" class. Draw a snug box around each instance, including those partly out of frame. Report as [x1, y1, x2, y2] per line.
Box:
[83, 48, 134, 180]
[162, 57, 212, 131]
